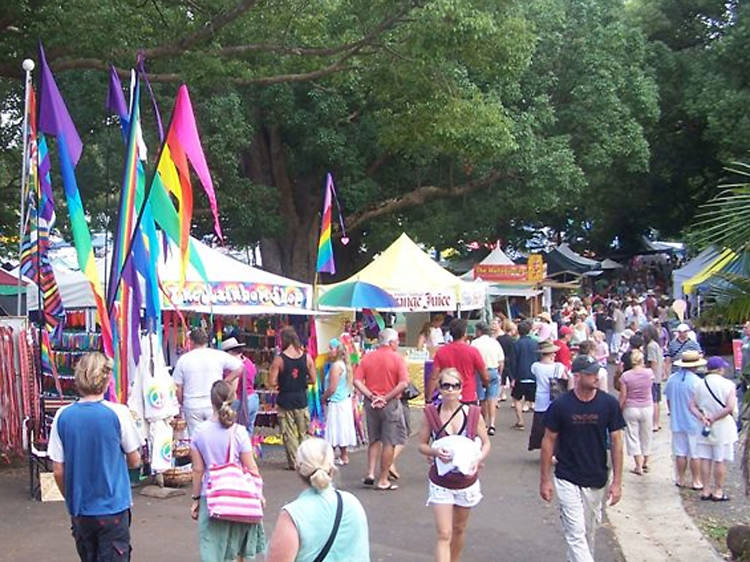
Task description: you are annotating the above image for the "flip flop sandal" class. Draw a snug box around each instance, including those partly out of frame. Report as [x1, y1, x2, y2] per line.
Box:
[700, 494, 713, 501]
[362, 477, 375, 486]
[388, 469, 400, 480]
[711, 494, 730, 502]
[487, 426, 496, 436]
[512, 423, 525, 430]
[375, 483, 399, 491]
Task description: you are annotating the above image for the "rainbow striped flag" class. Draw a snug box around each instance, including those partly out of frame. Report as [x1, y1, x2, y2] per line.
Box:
[316, 173, 336, 274]
[37, 43, 113, 358]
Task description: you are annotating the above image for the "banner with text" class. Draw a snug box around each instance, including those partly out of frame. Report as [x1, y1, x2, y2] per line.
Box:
[162, 281, 311, 311]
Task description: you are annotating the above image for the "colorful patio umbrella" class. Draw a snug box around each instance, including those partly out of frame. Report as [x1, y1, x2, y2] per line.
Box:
[318, 281, 398, 309]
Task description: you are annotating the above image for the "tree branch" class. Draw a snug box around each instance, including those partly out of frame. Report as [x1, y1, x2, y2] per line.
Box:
[345, 170, 510, 232]
[138, 0, 261, 59]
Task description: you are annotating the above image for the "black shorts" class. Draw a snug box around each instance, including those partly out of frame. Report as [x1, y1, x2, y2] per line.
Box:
[511, 381, 536, 402]
[71, 509, 131, 561]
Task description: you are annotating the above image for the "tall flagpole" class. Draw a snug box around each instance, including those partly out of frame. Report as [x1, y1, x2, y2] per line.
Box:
[17, 58, 35, 315]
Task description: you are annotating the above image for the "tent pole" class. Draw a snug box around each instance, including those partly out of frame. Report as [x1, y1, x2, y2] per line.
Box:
[17, 60, 34, 315]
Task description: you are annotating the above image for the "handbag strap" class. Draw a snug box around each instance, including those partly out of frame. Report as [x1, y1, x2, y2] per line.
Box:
[704, 378, 726, 409]
[312, 490, 343, 562]
[225, 424, 237, 464]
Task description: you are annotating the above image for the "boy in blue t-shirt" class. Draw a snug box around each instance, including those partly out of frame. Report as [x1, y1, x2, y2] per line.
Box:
[48, 352, 142, 560]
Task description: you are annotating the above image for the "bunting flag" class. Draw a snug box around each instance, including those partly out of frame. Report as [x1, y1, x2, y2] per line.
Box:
[19, 86, 65, 338]
[106, 74, 146, 402]
[37, 43, 114, 358]
[316, 173, 336, 274]
[147, 85, 221, 285]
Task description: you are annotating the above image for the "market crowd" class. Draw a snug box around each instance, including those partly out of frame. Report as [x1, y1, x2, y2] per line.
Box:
[46, 288, 749, 562]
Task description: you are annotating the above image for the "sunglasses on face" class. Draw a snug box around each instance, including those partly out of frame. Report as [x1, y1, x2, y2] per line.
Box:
[439, 382, 462, 391]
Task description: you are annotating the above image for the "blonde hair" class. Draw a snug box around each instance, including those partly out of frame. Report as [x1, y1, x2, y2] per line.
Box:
[331, 344, 354, 390]
[501, 319, 516, 335]
[295, 437, 336, 491]
[74, 352, 112, 396]
[211, 380, 237, 428]
[630, 348, 645, 367]
[438, 368, 462, 387]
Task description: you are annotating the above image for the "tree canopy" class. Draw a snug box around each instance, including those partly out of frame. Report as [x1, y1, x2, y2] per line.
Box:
[0, 0, 748, 280]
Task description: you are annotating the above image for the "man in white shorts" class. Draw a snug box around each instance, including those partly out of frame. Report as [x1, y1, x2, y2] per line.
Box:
[689, 356, 739, 501]
[664, 350, 704, 490]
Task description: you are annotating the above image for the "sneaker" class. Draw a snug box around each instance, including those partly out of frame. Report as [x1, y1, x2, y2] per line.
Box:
[522, 405, 529, 413]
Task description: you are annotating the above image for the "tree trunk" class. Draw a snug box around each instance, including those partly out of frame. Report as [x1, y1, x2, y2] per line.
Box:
[246, 124, 321, 282]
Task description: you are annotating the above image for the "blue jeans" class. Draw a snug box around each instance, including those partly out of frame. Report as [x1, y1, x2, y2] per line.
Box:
[232, 393, 260, 436]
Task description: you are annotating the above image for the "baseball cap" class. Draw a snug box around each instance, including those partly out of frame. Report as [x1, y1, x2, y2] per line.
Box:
[559, 325, 573, 336]
[571, 354, 600, 375]
[675, 323, 690, 333]
[621, 328, 634, 340]
[705, 356, 730, 372]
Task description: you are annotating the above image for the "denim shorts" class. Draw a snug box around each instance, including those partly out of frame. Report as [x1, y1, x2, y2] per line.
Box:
[476, 368, 500, 401]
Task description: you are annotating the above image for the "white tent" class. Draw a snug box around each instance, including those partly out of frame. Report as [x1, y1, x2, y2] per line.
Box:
[460, 246, 515, 280]
[319, 233, 486, 311]
[671, 246, 718, 300]
[23, 236, 314, 315]
[460, 246, 542, 300]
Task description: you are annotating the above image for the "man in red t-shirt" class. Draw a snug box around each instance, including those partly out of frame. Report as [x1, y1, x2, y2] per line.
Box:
[428, 318, 489, 403]
[554, 325, 573, 374]
[354, 328, 409, 490]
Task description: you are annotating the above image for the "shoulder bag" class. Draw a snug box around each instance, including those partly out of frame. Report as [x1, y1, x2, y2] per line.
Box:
[312, 490, 343, 562]
[704, 378, 738, 421]
[205, 425, 264, 523]
[548, 364, 567, 402]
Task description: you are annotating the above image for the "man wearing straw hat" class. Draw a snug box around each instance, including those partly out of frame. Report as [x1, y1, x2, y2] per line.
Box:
[664, 350, 706, 490]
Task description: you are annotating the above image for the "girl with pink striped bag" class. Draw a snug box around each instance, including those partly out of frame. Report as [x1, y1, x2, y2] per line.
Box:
[191, 380, 266, 561]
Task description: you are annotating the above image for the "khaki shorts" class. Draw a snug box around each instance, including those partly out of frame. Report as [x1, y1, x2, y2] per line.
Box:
[365, 398, 407, 446]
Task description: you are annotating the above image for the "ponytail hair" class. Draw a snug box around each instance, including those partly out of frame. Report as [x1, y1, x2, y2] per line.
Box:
[211, 380, 237, 428]
[295, 437, 336, 491]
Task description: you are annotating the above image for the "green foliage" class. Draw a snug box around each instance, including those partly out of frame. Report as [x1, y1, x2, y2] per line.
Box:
[0, 0, 746, 277]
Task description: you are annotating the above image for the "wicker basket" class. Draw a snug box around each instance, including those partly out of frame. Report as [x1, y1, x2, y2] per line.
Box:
[173, 444, 191, 458]
[162, 467, 192, 487]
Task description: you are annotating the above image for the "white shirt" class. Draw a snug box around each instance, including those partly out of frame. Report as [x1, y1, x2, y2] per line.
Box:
[173, 347, 243, 409]
[471, 334, 504, 369]
[429, 326, 445, 347]
[693, 374, 738, 446]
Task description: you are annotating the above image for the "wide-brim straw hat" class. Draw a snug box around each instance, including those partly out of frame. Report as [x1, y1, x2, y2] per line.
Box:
[537, 340, 560, 354]
[673, 350, 707, 368]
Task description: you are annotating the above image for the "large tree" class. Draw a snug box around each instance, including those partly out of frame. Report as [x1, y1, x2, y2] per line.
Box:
[0, 0, 659, 279]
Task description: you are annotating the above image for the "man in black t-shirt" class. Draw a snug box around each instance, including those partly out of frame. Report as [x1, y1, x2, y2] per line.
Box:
[540, 354, 625, 562]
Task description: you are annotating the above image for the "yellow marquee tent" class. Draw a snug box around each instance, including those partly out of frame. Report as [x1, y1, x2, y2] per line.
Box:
[682, 248, 736, 295]
[318, 233, 486, 311]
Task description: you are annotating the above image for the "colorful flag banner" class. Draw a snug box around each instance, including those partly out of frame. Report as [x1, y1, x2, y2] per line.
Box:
[316, 173, 336, 274]
[37, 43, 114, 358]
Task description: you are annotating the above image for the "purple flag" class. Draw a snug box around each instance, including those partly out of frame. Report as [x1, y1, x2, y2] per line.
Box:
[107, 66, 128, 121]
[38, 43, 83, 166]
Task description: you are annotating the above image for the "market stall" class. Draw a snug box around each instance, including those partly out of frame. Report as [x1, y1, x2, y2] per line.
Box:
[318, 232, 487, 401]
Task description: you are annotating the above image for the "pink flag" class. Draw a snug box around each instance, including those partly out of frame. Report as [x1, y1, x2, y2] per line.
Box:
[171, 85, 223, 240]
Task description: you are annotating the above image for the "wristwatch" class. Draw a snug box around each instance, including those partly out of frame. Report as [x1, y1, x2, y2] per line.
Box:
[191, 495, 200, 501]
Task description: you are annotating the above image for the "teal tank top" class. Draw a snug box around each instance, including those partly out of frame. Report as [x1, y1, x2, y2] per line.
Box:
[282, 486, 370, 561]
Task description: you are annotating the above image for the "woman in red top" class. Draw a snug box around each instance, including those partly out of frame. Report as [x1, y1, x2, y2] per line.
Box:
[418, 368, 491, 562]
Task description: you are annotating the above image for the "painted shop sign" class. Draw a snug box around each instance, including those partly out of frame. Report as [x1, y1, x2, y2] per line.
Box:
[162, 281, 310, 309]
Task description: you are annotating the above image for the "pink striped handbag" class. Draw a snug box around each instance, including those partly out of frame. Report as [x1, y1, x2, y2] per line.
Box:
[205, 425, 264, 523]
